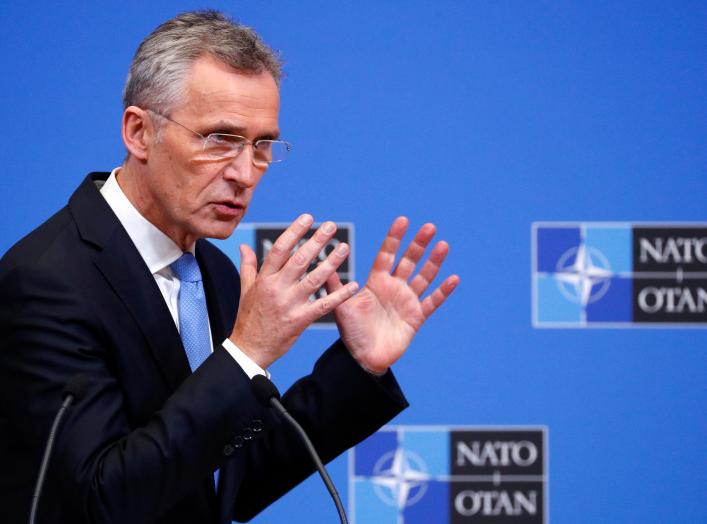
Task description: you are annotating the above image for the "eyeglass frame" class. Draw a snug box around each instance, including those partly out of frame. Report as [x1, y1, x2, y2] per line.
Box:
[145, 108, 292, 167]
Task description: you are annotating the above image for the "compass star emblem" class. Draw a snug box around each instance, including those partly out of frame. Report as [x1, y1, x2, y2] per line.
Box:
[371, 448, 429, 509]
[555, 244, 613, 305]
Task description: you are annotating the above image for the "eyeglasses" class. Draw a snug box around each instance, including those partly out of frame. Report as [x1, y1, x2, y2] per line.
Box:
[146, 109, 292, 168]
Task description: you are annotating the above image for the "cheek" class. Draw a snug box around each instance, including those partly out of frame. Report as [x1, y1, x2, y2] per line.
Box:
[152, 148, 242, 214]
[148, 148, 192, 205]
[181, 168, 226, 211]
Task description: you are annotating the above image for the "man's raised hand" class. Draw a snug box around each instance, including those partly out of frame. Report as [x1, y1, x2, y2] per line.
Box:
[326, 216, 459, 374]
[229, 214, 358, 369]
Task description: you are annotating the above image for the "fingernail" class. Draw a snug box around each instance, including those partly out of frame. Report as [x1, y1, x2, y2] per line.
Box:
[348, 282, 359, 292]
[298, 214, 313, 226]
[337, 243, 348, 255]
[322, 221, 336, 234]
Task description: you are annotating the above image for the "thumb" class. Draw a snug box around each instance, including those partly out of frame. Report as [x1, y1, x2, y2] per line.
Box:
[239, 244, 258, 295]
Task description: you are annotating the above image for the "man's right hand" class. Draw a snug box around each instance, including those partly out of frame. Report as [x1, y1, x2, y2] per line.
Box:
[229, 214, 358, 369]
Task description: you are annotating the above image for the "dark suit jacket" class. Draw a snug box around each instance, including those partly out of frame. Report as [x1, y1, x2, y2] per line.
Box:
[0, 172, 407, 523]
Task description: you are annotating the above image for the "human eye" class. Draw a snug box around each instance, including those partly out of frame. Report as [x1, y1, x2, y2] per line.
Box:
[251, 140, 272, 162]
[208, 133, 243, 145]
[204, 134, 245, 157]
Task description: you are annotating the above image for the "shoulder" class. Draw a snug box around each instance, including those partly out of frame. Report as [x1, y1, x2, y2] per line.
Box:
[1, 172, 112, 279]
[0, 208, 90, 308]
[0, 206, 78, 278]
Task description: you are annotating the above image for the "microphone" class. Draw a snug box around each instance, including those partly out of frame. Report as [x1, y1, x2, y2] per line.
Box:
[250, 375, 349, 524]
[29, 375, 89, 524]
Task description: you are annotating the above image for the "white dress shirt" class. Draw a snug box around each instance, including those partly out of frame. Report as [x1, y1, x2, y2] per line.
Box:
[99, 168, 267, 379]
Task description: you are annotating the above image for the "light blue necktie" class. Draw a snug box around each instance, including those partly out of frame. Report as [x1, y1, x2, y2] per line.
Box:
[171, 253, 211, 372]
[171, 253, 219, 490]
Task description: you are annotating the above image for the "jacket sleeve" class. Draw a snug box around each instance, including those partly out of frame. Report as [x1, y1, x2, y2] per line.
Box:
[229, 339, 408, 522]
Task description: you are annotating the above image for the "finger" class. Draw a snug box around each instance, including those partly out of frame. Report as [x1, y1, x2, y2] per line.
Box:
[325, 271, 344, 294]
[280, 221, 338, 282]
[299, 242, 349, 297]
[305, 281, 359, 323]
[260, 213, 314, 275]
[371, 216, 409, 273]
[409, 240, 449, 296]
[393, 223, 436, 281]
[239, 244, 258, 296]
[421, 274, 460, 319]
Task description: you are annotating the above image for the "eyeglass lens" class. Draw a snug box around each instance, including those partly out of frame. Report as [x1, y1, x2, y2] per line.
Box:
[203, 134, 289, 164]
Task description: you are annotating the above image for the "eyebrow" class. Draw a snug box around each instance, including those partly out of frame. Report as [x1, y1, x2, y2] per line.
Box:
[205, 121, 280, 140]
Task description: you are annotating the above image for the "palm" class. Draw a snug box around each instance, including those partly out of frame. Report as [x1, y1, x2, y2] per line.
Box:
[329, 217, 459, 374]
[334, 271, 423, 371]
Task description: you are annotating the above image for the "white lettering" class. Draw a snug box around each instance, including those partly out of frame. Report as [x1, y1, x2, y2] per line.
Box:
[664, 239, 681, 263]
[639, 237, 707, 264]
[696, 238, 707, 263]
[454, 490, 538, 516]
[638, 287, 707, 314]
[455, 490, 481, 516]
[511, 441, 538, 467]
[515, 491, 538, 515]
[640, 238, 663, 263]
[456, 441, 538, 467]
[638, 287, 662, 313]
[495, 491, 515, 515]
[676, 287, 697, 312]
[699, 288, 707, 311]
[666, 287, 677, 312]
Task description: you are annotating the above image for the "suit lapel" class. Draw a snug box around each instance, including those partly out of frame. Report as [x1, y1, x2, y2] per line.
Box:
[94, 235, 191, 391]
[70, 173, 192, 392]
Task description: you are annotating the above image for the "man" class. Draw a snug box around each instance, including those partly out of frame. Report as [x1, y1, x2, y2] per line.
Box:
[0, 10, 458, 524]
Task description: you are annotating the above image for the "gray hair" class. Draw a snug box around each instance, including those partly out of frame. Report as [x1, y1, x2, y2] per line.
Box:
[123, 10, 282, 115]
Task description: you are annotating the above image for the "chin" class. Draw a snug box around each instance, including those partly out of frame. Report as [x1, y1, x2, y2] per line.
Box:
[202, 221, 242, 240]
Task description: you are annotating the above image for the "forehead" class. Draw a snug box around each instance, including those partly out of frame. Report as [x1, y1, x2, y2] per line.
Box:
[175, 54, 280, 134]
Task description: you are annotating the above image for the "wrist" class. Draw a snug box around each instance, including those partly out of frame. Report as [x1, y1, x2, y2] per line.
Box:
[347, 347, 389, 376]
[228, 332, 270, 370]
[339, 336, 390, 376]
[222, 338, 270, 379]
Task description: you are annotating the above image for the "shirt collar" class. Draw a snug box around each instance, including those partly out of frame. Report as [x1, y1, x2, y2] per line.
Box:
[100, 167, 192, 274]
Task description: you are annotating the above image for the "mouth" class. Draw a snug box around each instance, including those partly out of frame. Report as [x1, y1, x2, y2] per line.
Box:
[212, 200, 245, 218]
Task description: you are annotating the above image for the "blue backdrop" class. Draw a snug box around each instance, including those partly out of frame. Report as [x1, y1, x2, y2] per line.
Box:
[1, 1, 706, 522]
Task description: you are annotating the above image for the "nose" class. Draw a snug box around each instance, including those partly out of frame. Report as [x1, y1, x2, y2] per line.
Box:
[222, 145, 263, 189]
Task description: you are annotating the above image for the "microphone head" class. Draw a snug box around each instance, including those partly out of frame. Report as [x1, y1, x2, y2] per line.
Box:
[250, 375, 281, 406]
[62, 374, 89, 402]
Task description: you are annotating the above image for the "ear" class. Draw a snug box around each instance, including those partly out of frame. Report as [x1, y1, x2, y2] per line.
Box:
[122, 106, 154, 161]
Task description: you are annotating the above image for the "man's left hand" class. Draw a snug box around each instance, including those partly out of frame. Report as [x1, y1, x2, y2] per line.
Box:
[326, 216, 459, 374]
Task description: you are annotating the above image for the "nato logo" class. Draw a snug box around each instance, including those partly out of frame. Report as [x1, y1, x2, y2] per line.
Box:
[532, 222, 707, 327]
[212, 222, 354, 326]
[349, 426, 547, 523]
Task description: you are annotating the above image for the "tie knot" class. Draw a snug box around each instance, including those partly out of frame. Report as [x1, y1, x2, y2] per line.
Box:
[170, 253, 202, 283]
